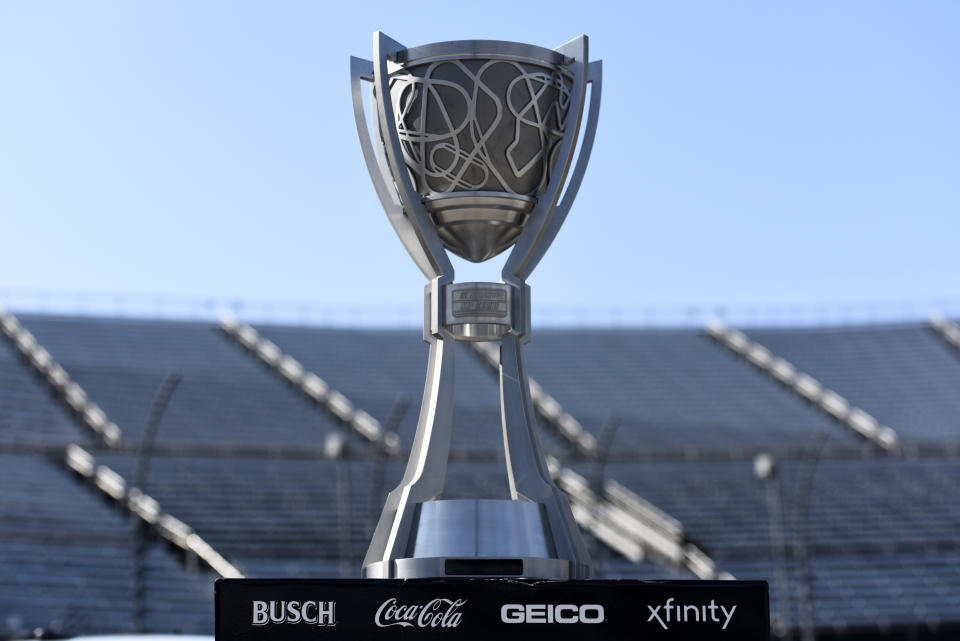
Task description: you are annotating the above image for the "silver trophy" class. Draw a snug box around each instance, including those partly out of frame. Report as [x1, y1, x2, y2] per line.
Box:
[351, 32, 601, 580]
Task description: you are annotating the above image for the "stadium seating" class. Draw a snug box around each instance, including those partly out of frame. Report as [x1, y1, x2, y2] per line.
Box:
[1, 314, 958, 639]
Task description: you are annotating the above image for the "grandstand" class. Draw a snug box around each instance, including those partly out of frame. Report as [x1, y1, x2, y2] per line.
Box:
[1, 308, 959, 640]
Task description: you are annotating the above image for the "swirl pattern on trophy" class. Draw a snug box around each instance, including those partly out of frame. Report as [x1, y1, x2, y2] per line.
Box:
[389, 59, 572, 196]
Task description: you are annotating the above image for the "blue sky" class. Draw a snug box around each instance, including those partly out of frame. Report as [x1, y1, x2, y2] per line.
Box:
[2, 2, 958, 325]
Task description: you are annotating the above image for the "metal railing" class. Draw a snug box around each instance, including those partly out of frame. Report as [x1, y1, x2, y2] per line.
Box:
[219, 315, 400, 455]
[707, 318, 900, 451]
[64, 444, 243, 579]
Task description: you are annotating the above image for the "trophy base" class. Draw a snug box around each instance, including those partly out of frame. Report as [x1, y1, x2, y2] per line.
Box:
[364, 556, 573, 580]
[217, 578, 769, 640]
[362, 499, 579, 580]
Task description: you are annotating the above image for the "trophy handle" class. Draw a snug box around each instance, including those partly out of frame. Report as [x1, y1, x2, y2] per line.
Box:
[370, 31, 454, 280]
[362, 325, 456, 577]
[499, 333, 592, 577]
[350, 56, 436, 279]
[503, 41, 602, 283]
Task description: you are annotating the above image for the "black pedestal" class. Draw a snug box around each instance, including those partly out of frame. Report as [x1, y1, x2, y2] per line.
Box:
[216, 578, 768, 640]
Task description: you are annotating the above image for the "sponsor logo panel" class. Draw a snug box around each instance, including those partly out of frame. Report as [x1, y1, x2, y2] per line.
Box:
[251, 600, 336, 626]
[375, 597, 466, 628]
[645, 597, 737, 630]
[221, 581, 766, 638]
[500, 603, 605, 624]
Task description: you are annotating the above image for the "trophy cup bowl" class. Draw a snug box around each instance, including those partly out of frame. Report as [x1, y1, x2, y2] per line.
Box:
[351, 33, 601, 580]
[388, 50, 572, 262]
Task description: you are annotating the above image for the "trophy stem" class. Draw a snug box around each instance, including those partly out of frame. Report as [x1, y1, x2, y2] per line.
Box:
[500, 332, 593, 579]
[362, 330, 456, 578]
[362, 279, 591, 579]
